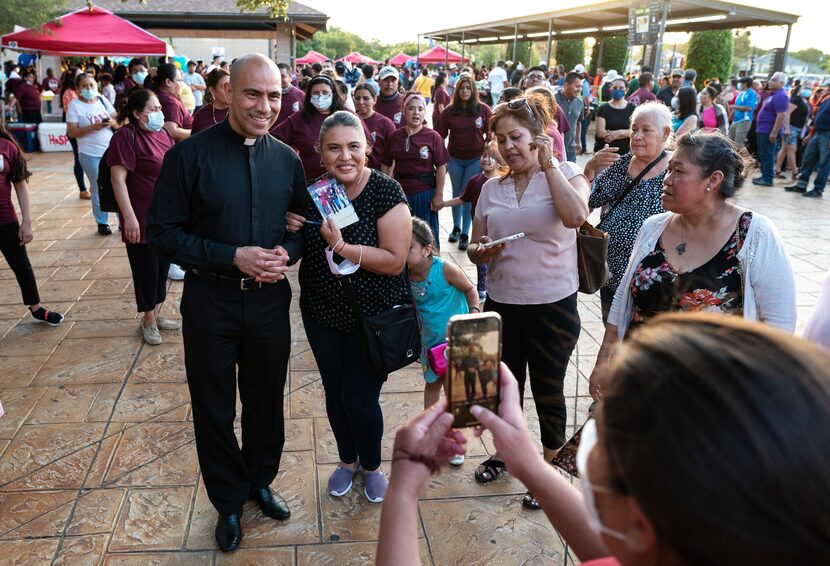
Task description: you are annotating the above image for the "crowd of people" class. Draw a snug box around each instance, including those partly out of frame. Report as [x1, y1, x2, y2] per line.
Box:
[1, 50, 829, 559]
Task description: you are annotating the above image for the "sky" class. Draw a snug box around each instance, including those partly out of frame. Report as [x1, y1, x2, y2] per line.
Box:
[304, 0, 829, 54]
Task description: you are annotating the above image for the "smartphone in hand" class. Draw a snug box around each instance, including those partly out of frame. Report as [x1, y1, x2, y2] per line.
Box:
[446, 312, 502, 428]
[480, 232, 525, 250]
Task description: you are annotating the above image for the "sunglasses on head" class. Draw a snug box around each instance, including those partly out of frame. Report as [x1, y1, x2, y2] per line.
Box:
[527, 73, 545, 80]
[507, 97, 529, 110]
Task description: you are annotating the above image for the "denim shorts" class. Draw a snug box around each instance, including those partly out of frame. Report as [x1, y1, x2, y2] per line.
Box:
[784, 130, 799, 145]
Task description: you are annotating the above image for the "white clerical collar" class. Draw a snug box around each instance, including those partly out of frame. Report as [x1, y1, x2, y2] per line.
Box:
[243, 137, 256, 146]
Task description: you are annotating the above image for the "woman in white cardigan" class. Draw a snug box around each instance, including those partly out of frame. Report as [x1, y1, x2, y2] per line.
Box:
[591, 131, 796, 399]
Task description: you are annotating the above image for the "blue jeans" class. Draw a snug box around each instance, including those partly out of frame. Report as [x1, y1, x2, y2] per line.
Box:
[447, 156, 481, 236]
[797, 131, 830, 193]
[77, 152, 111, 225]
[756, 132, 776, 184]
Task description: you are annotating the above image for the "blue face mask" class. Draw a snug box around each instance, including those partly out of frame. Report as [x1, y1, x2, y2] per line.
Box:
[611, 89, 625, 101]
[132, 72, 148, 85]
[144, 111, 165, 132]
[81, 88, 97, 101]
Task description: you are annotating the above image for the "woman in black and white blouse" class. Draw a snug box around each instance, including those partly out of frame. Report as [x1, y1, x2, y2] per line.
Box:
[584, 102, 672, 319]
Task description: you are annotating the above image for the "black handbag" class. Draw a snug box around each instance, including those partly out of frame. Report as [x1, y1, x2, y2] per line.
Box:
[339, 272, 421, 378]
[97, 126, 137, 213]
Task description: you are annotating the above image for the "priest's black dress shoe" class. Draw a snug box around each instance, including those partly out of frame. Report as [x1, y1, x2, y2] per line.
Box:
[250, 486, 291, 520]
[215, 511, 242, 552]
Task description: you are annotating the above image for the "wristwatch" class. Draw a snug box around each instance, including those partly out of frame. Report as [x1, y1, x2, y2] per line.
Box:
[541, 156, 560, 171]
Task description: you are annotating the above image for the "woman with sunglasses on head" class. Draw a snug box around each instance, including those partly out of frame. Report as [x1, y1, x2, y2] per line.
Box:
[467, 93, 589, 509]
[434, 75, 493, 250]
[378, 314, 830, 566]
[381, 92, 449, 247]
[273, 74, 370, 181]
[190, 68, 231, 135]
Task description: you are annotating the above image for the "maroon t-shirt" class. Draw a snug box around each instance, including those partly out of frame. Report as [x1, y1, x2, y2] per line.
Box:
[191, 104, 229, 135]
[556, 105, 570, 135]
[431, 87, 451, 125]
[157, 91, 193, 130]
[375, 92, 403, 126]
[458, 172, 491, 217]
[272, 110, 372, 181]
[105, 123, 175, 243]
[114, 78, 136, 109]
[381, 127, 450, 195]
[41, 76, 60, 93]
[629, 87, 657, 106]
[0, 138, 23, 225]
[434, 103, 493, 160]
[274, 86, 305, 127]
[362, 111, 397, 170]
[14, 83, 41, 111]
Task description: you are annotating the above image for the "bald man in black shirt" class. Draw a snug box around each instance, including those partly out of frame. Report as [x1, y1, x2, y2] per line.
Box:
[148, 53, 307, 552]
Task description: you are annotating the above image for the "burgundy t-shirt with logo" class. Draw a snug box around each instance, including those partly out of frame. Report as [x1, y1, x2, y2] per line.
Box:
[105, 123, 175, 244]
[375, 92, 403, 127]
[157, 91, 193, 130]
[14, 83, 41, 111]
[274, 86, 305, 127]
[381, 127, 450, 195]
[362, 111, 397, 170]
[41, 76, 60, 93]
[434, 103, 493, 160]
[431, 87, 451, 126]
[0, 138, 23, 225]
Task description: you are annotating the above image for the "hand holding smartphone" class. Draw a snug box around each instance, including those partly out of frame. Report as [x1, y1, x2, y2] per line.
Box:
[446, 312, 502, 428]
[480, 232, 524, 250]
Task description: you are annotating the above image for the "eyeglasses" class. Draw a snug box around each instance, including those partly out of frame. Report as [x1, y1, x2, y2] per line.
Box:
[527, 73, 546, 80]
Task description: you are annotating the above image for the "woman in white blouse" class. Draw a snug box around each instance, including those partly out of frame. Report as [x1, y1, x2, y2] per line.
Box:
[591, 131, 797, 399]
[466, 92, 589, 510]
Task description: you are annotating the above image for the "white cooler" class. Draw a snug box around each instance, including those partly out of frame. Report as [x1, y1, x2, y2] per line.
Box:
[38, 122, 71, 152]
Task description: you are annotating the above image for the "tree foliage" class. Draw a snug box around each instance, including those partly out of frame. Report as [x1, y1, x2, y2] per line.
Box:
[297, 28, 424, 64]
[685, 30, 733, 89]
[236, 0, 291, 20]
[554, 39, 585, 72]
[589, 36, 628, 75]
[0, 0, 67, 35]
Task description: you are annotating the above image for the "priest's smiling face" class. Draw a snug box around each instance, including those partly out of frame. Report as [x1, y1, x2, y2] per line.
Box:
[226, 54, 282, 138]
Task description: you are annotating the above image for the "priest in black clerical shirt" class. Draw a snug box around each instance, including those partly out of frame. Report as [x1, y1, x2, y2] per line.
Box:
[147, 53, 306, 552]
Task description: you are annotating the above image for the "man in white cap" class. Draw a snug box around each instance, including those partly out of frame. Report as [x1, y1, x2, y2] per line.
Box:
[375, 65, 403, 125]
[657, 67, 683, 107]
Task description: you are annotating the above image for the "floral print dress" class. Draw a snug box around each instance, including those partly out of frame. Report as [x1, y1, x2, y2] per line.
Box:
[629, 212, 751, 329]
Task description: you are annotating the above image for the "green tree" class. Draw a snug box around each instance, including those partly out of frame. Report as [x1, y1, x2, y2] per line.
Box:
[0, 0, 67, 34]
[554, 39, 585, 72]
[792, 48, 826, 68]
[685, 30, 733, 89]
[236, 0, 291, 19]
[471, 44, 504, 68]
[588, 36, 628, 75]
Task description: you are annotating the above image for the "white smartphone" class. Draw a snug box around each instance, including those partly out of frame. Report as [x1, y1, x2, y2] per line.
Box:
[481, 232, 525, 250]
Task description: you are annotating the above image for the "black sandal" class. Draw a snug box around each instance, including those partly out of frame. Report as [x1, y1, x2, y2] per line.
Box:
[474, 457, 506, 484]
[522, 491, 542, 510]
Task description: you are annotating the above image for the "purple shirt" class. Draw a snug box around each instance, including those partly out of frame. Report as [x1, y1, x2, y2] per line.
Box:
[157, 91, 193, 130]
[381, 127, 450, 195]
[191, 104, 229, 135]
[756, 88, 789, 135]
[375, 93, 403, 126]
[0, 138, 22, 225]
[362, 111, 397, 170]
[434, 104, 493, 160]
[106, 123, 175, 243]
[274, 86, 305, 127]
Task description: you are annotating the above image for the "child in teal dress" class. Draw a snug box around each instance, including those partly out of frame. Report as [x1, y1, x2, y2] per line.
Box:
[408, 217, 479, 464]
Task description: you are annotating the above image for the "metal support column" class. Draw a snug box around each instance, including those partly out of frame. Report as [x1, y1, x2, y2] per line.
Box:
[782, 23, 792, 73]
[651, 0, 671, 73]
[512, 23, 518, 62]
[445, 34, 449, 68]
[461, 31, 465, 66]
[545, 18, 553, 67]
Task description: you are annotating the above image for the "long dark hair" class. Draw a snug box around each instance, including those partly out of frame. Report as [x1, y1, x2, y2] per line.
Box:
[301, 75, 346, 122]
[153, 63, 179, 93]
[113, 64, 128, 85]
[0, 123, 31, 181]
[116, 88, 154, 125]
[450, 75, 481, 116]
[203, 68, 230, 105]
[676, 86, 698, 120]
[604, 313, 830, 564]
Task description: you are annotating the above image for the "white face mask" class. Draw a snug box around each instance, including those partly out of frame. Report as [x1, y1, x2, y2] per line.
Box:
[576, 419, 627, 542]
[325, 246, 360, 275]
[311, 94, 333, 111]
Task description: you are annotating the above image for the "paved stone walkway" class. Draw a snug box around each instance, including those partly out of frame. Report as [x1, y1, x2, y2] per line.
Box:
[0, 149, 826, 565]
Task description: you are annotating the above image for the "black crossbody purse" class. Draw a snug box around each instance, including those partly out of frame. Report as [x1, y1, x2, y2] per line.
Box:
[339, 270, 421, 378]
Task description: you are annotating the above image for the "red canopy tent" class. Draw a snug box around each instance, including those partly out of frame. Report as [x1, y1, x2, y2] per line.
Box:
[0, 5, 168, 56]
[417, 45, 469, 65]
[388, 52, 415, 66]
[338, 51, 380, 65]
[295, 50, 330, 65]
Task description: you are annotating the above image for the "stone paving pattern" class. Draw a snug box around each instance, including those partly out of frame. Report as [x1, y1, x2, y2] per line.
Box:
[0, 150, 826, 565]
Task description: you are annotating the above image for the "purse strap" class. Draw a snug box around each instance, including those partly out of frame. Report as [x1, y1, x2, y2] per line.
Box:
[337, 265, 416, 326]
[608, 149, 667, 211]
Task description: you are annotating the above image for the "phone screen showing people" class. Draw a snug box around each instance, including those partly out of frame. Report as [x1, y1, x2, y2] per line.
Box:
[446, 312, 501, 428]
[307, 175, 359, 229]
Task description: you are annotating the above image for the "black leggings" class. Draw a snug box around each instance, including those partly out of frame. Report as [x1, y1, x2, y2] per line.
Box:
[485, 293, 580, 449]
[125, 243, 170, 313]
[67, 128, 86, 191]
[0, 221, 39, 305]
[303, 315, 385, 471]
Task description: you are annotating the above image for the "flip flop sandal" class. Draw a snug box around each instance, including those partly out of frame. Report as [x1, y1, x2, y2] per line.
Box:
[522, 491, 542, 510]
[474, 457, 506, 484]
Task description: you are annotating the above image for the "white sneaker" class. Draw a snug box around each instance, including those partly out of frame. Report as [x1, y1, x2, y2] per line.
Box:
[141, 322, 162, 345]
[168, 264, 185, 281]
[449, 454, 465, 466]
[156, 316, 181, 331]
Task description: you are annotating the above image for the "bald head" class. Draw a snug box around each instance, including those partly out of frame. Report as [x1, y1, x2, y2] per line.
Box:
[230, 53, 279, 87]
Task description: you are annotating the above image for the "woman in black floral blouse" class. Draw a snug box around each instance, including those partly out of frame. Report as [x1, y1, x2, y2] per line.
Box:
[585, 102, 673, 319]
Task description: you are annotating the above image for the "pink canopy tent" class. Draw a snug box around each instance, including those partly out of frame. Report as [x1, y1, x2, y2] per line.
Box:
[295, 50, 330, 65]
[338, 51, 380, 65]
[0, 5, 168, 56]
[388, 52, 415, 66]
[417, 45, 469, 65]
